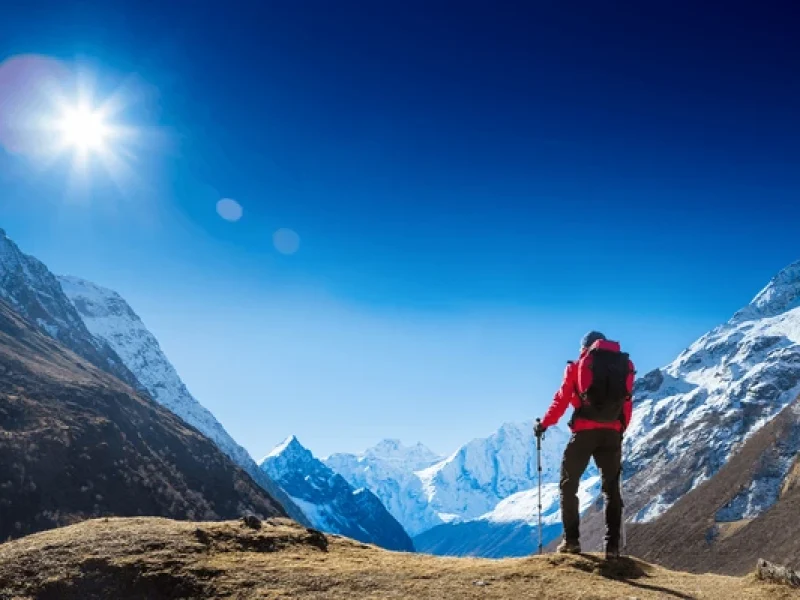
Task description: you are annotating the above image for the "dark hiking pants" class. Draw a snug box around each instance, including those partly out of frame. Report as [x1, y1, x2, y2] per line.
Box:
[560, 428, 622, 547]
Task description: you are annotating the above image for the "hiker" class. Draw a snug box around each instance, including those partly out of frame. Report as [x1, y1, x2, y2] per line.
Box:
[534, 331, 634, 559]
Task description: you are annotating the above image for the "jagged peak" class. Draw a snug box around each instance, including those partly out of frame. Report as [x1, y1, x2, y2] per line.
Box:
[260, 435, 310, 463]
[734, 260, 800, 322]
[0, 230, 27, 267]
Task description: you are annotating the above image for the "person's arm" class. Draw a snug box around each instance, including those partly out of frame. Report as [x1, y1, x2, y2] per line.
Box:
[622, 359, 636, 430]
[622, 397, 633, 431]
[541, 362, 578, 428]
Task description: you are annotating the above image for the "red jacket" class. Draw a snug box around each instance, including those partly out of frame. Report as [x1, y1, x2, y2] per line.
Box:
[541, 340, 634, 433]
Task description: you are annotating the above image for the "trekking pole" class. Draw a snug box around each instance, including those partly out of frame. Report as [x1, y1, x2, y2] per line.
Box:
[535, 418, 543, 555]
[620, 463, 627, 553]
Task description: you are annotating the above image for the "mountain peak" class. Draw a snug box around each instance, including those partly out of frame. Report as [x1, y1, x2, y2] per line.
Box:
[55, 274, 311, 526]
[372, 439, 402, 452]
[260, 435, 415, 551]
[0, 233, 139, 388]
[735, 260, 800, 321]
[261, 435, 310, 463]
[364, 439, 442, 466]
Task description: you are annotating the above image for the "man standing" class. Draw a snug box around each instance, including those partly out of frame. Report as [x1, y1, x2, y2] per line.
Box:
[535, 331, 634, 559]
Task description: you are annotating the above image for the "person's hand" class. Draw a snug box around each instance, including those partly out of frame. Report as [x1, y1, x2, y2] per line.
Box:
[534, 421, 547, 437]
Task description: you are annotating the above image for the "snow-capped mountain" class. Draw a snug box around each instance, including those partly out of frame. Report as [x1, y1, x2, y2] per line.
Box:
[623, 395, 800, 575]
[0, 229, 138, 387]
[416, 421, 572, 524]
[414, 475, 601, 558]
[411, 423, 600, 557]
[260, 436, 414, 551]
[56, 275, 309, 526]
[617, 259, 800, 526]
[324, 440, 443, 536]
[327, 421, 596, 557]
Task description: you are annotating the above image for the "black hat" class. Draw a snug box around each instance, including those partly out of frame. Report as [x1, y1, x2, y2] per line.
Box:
[581, 331, 606, 348]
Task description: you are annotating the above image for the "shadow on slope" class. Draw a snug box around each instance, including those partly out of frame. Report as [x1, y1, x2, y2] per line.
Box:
[0, 298, 286, 541]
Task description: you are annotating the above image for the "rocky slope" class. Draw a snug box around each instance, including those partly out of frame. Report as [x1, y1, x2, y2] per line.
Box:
[0, 297, 285, 541]
[566, 260, 800, 557]
[0, 229, 138, 388]
[57, 275, 308, 526]
[260, 436, 414, 551]
[0, 516, 793, 600]
[618, 260, 800, 525]
[621, 394, 800, 575]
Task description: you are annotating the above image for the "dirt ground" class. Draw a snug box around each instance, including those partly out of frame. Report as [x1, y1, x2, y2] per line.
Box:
[0, 517, 796, 599]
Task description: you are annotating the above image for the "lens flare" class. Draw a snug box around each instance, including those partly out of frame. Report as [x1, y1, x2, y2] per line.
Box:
[57, 105, 110, 152]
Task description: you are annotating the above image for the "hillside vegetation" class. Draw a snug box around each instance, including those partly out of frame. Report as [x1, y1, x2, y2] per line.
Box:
[0, 297, 285, 541]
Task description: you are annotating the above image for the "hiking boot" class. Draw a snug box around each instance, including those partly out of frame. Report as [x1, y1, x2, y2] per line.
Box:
[556, 540, 581, 554]
[605, 543, 620, 560]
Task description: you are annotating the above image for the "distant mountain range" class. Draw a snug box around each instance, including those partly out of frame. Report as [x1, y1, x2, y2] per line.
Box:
[326, 422, 599, 556]
[325, 439, 444, 536]
[4, 225, 800, 572]
[260, 436, 414, 551]
[330, 259, 800, 563]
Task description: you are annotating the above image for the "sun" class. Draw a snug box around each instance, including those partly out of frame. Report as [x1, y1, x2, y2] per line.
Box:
[0, 57, 156, 192]
[57, 105, 110, 152]
[45, 87, 139, 183]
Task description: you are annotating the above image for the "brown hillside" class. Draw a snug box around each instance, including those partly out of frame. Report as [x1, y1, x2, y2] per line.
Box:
[578, 396, 800, 575]
[0, 299, 285, 541]
[0, 516, 796, 600]
[624, 396, 800, 575]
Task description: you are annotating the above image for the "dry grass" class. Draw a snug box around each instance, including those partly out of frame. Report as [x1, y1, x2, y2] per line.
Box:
[0, 517, 797, 600]
[716, 519, 754, 541]
[781, 457, 800, 498]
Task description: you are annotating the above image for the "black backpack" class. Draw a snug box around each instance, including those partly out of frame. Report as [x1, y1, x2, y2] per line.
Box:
[575, 344, 632, 424]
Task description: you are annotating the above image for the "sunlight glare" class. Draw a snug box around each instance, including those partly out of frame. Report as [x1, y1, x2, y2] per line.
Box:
[58, 105, 110, 152]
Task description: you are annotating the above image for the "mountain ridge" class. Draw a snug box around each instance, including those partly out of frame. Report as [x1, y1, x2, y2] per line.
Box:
[566, 258, 800, 560]
[0, 295, 286, 540]
[56, 274, 310, 526]
[621, 394, 800, 575]
[260, 435, 415, 551]
[0, 229, 139, 389]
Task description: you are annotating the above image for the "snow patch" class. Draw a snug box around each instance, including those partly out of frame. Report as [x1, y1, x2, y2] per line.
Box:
[262, 435, 299, 461]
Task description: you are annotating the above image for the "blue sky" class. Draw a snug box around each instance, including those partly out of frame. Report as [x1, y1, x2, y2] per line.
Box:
[1, 1, 799, 457]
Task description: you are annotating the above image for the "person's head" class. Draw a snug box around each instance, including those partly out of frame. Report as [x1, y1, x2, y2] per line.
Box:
[581, 331, 606, 350]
